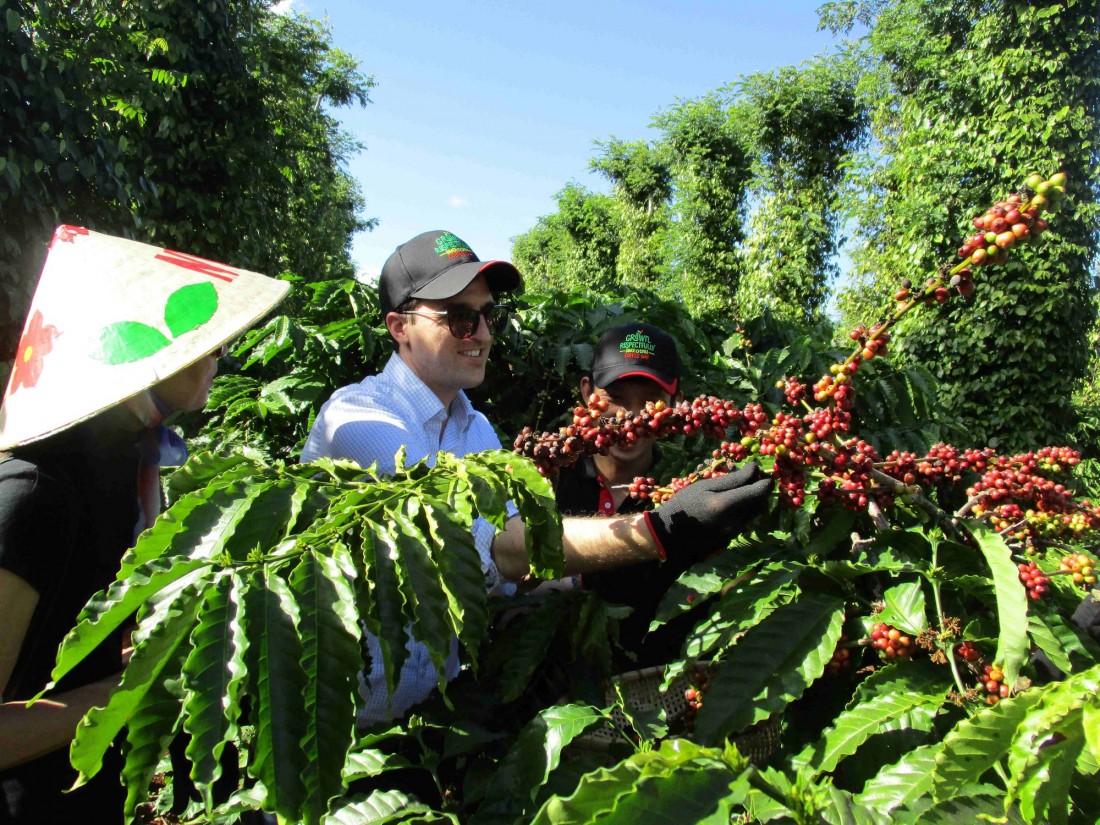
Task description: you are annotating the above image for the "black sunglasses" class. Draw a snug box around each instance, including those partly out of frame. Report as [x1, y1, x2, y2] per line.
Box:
[402, 302, 513, 338]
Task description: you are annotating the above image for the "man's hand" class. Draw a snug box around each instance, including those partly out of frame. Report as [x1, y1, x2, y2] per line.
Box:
[643, 462, 772, 561]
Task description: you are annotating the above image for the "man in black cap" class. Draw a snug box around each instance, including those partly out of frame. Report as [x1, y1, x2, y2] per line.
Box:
[555, 323, 723, 667]
[302, 230, 771, 722]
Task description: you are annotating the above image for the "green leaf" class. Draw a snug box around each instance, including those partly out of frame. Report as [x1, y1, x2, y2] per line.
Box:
[71, 578, 205, 785]
[391, 501, 454, 685]
[242, 568, 308, 822]
[181, 571, 248, 815]
[531, 739, 747, 825]
[877, 580, 928, 636]
[1027, 608, 1100, 672]
[931, 689, 1044, 800]
[493, 596, 568, 702]
[855, 743, 940, 816]
[290, 548, 363, 823]
[119, 662, 185, 821]
[164, 281, 218, 338]
[93, 320, 171, 364]
[1027, 612, 1073, 674]
[960, 522, 1030, 685]
[798, 689, 944, 775]
[342, 748, 411, 782]
[323, 789, 451, 824]
[421, 495, 489, 661]
[1004, 666, 1100, 822]
[473, 704, 605, 824]
[694, 595, 845, 744]
[668, 562, 801, 677]
[821, 785, 892, 825]
[1085, 703, 1100, 765]
[359, 520, 409, 693]
[46, 554, 212, 691]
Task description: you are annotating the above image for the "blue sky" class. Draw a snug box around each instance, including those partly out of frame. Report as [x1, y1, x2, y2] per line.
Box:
[280, 1, 849, 279]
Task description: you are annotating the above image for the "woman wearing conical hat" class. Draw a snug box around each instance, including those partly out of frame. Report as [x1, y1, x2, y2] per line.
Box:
[0, 227, 287, 822]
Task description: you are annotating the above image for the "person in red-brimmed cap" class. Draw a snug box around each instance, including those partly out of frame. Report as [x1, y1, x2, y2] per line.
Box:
[554, 322, 727, 668]
[303, 231, 772, 726]
[0, 227, 288, 823]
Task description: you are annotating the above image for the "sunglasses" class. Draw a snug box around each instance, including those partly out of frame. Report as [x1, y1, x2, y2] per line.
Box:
[401, 302, 513, 339]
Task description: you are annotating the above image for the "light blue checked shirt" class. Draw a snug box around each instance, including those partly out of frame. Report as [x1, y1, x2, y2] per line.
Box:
[301, 353, 513, 723]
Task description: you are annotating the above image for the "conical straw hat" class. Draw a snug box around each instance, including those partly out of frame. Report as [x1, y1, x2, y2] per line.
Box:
[0, 225, 290, 449]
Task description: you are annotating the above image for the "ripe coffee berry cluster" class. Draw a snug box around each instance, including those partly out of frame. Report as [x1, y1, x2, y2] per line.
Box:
[680, 664, 713, 733]
[954, 641, 982, 663]
[870, 623, 913, 660]
[1059, 553, 1097, 588]
[1017, 562, 1049, 600]
[959, 173, 1064, 269]
[982, 664, 1010, 705]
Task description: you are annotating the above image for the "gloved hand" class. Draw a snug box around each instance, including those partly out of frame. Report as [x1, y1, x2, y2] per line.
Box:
[643, 462, 772, 561]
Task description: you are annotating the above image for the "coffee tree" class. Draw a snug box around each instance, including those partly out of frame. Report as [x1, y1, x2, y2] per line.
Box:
[42, 174, 1099, 823]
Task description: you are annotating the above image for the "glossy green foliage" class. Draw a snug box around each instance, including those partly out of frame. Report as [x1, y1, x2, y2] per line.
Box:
[44, 449, 560, 824]
[832, 0, 1100, 451]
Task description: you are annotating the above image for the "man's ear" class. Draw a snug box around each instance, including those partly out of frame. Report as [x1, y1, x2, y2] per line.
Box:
[386, 311, 410, 346]
[579, 375, 594, 401]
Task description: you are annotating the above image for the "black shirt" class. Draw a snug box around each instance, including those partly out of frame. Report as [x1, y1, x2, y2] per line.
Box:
[0, 424, 137, 823]
[555, 455, 697, 669]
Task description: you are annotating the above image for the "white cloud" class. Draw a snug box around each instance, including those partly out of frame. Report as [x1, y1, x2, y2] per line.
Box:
[448, 195, 470, 209]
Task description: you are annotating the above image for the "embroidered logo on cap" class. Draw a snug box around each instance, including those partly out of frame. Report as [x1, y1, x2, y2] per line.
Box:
[619, 329, 657, 361]
[434, 233, 474, 260]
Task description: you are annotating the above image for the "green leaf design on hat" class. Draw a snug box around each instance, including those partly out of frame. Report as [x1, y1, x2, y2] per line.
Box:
[165, 282, 218, 338]
[94, 321, 172, 365]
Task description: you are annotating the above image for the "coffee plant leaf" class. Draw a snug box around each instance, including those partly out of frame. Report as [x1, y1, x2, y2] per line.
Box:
[421, 495, 490, 660]
[489, 594, 570, 702]
[71, 577, 205, 785]
[846, 660, 951, 711]
[464, 450, 563, 579]
[653, 543, 788, 624]
[163, 450, 264, 503]
[854, 742, 940, 816]
[931, 689, 1046, 801]
[390, 504, 455, 682]
[242, 567, 309, 822]
[322, 789, 452, 824]
[530, 738, 749, 825]
[666, 562, 802, 684]
[693, 594, 845, 744]
[181, 571, 248, 814]
[1086, 703, 1100, 766]
[960, 522, 1030, 686]
[821, 784, 891, 825]
[1004, 665, 1100, 822]
[341, 747, 411, 783]
[904, 793, 1025, 825]
[877, 581, 928, 637]
[119, 666, 185, 820]
[1011, 718, 1083, 825]
[473, 703, 605, 824]
[1027, 613, 1075, 675]
[794, 689, 944, 775]
[45, 554, 212, 691]
[359, 522, 411, 694]
[289, 550, 362, 823]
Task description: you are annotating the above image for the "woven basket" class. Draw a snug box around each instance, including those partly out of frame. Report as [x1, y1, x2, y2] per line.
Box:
[576, 666, 781, 763]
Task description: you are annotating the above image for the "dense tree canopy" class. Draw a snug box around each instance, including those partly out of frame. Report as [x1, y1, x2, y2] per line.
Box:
[0, 0, 373, 376]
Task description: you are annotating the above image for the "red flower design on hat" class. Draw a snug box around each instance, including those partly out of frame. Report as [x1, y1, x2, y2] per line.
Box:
[11, 309, 59, 393]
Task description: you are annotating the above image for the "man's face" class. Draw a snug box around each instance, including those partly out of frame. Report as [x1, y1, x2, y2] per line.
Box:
[581, 375, 676, 463]
[387, 275, 495, 406]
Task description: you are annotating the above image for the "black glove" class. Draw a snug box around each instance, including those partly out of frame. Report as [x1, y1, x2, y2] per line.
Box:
[643, 462, 772, 561]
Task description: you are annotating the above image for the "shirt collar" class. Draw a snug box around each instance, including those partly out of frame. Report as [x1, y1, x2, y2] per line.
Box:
[380, 354, 476, 434]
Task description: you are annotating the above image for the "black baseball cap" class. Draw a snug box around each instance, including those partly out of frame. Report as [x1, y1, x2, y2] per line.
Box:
[591, 323, 680, 394]
[378, 230, 522, 316]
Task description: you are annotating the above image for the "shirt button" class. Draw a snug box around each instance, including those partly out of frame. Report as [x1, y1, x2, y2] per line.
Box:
[604, 502, 612, 510]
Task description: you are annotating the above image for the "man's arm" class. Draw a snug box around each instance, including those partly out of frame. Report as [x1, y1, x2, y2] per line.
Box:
[492, 512, 661, 582]
[492, 464, 773, 583]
